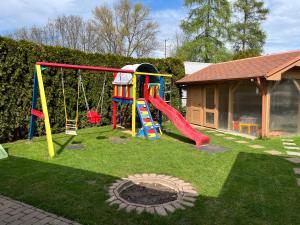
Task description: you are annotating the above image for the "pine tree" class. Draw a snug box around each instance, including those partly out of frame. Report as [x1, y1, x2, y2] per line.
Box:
[178, 0, 231, 62]
[231, 0, 269, 54]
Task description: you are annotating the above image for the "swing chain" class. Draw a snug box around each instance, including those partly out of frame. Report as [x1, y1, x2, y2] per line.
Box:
[96, 74, 107, 115]
[78, 70, 90, 112]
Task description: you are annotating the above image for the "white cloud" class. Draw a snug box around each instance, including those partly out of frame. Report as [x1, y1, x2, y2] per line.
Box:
[1, 0, 300, 57]
[263, 0, 300, 53]
[0, 0, 115, 34]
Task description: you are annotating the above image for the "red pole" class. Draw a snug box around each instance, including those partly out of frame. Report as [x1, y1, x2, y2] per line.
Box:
[144, 75, 149, 102]
[112, 101, 117, 129]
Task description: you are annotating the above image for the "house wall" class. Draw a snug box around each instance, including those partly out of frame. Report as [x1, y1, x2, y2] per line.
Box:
[186, 80, 263, 137]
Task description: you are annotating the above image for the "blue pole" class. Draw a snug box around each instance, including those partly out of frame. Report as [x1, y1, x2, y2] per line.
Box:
[159, 77, 164, 127]
[28, 70, 38, 140]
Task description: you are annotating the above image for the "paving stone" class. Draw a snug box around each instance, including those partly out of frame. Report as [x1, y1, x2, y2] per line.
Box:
[224, 137, 235, 140]
[0, 195, 82, 225]
[184, 192, 199, 197]
[106, 196, 117, 203]
[293, 168, 300, 175]
[125, 205, 136, 213]
[264, 150, 282, 156]
[249, 145, 265, 149]
[287, 151, 300, 157]
[180, 200, 195, 207]
[118, 203, 128, 211]
[136, 207, 145, 214]
[145, 207, 155, 214]
[183, 196, 197, 202]
[284, 146, 300, 150]
[282, 142, 296, 146]
[235, 140, 249, 144]
[285, 158, 300, 163]
[282, 139, 294, 142]
[171, 201, 185, 210]
[163, 204, 176, 213]
[154, 206, 168, 216]
[297, 178, 300, 187]
[109, 200, 121, 206]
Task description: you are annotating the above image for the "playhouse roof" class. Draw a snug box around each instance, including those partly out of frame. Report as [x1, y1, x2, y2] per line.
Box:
[113, 63, 159, 85]
[177, 50, 300, 84]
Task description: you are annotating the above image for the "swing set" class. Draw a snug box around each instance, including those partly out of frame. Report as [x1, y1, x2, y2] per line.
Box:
[28, 62, 136, 157]
[60, 69, 105, 135]
[28, 61, 201, 159]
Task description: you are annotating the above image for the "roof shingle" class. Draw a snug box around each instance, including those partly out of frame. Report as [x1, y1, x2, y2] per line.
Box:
[177, 50, 300, 84]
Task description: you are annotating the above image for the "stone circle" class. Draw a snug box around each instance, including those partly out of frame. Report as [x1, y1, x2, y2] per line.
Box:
[106, 174, 198, 216]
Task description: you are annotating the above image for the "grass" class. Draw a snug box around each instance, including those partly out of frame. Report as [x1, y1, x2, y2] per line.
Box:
[1, 124, 300, 225]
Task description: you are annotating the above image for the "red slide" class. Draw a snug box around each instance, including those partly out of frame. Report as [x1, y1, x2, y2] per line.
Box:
[148, 95, 209, 147]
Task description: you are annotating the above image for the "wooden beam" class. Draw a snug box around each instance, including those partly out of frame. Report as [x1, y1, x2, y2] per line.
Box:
[293, 79, 300, 92]
[265, 83, 271, 137]
[292, 79, 300, 134]
[255, 78, 268, 137]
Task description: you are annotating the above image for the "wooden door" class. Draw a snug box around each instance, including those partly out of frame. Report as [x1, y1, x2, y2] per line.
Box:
[204, 86, 218, 128]
[187, 87, 203, 125]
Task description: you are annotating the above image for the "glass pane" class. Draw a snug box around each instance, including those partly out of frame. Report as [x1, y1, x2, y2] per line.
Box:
[206, 87, 215, 109]
[206, 112, 214, 124]
[233, 80, 261, 136]
[218, 84, 229, 129]
[270, 79, 299, 135]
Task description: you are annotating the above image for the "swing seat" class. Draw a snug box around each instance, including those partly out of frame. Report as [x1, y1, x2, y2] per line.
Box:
[87, 111, 101, 124]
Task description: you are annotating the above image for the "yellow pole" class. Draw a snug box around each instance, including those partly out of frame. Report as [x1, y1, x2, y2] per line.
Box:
[36, 65, 55, 158]
[132, 73, 137, 136]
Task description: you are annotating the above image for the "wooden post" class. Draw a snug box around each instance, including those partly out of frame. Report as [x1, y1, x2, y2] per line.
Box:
[112, 101, 117, 129]
[256, 78, 268, 137]
[292, 79, 300, 134]
[36, 65, 55, 158]
[264, 83, 271, 137]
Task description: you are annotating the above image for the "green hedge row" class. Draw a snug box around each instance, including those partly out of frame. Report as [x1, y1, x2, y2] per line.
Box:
[0, 37, 185, 142]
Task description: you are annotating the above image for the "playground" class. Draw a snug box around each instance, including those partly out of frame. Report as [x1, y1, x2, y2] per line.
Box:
[1, 124, 300, 225]
[0, 60, 300, 225]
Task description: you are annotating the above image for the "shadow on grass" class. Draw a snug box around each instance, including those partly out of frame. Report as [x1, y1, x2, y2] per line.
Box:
[96, 136, 108, 140]
[162, 129, 194, 145]
[0, 153, 299, 225]
[53, 136, 75, 155]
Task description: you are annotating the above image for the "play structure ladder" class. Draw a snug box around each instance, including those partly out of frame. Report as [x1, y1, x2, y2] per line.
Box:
[65, 120, 77, 135]
[136, 98, 159, 140]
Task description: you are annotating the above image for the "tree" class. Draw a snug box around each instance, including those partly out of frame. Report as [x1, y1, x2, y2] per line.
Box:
[178, 0, 231, 62]
[92, 0, 159, 57]
[231, 0, 269, 55]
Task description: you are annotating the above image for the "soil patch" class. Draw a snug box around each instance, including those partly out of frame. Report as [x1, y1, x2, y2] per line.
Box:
[119, 182, 178, 205]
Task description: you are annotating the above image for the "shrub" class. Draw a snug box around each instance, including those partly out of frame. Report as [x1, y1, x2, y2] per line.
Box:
[0, 37, 185, 142]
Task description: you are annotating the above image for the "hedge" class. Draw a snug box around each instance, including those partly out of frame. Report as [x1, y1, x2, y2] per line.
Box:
[0, 37, 185, 142]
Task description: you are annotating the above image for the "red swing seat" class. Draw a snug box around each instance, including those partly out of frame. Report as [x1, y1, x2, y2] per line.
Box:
[87, 111, 101, 124]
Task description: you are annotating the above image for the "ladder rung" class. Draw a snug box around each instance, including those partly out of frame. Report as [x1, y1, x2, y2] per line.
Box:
[66, 127, 77, 129]
[66, 125, 77, 127]
[65, 130, 77, 135]
[67, 120, 76, 122]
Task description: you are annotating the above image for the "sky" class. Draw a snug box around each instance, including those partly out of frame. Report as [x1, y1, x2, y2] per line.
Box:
[0, 0, 299, 58]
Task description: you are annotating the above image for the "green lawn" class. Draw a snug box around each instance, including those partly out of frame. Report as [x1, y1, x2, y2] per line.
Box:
[1, 124, 300, 225]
